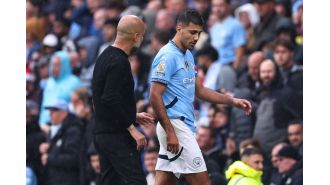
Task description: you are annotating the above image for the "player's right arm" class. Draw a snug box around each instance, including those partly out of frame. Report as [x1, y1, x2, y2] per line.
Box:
[149, 82, 179, 154]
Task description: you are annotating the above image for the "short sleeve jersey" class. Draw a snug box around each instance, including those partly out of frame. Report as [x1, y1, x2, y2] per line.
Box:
[210, 16, 246, 64]
[151, 41, 197, 132]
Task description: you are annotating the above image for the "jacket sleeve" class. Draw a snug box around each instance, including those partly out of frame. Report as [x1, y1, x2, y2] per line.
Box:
[47, 125, 82, 169]
[100, 60, 134, 128]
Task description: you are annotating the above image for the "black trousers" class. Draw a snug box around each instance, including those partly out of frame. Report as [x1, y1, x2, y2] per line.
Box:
[94, 133, 147, 185]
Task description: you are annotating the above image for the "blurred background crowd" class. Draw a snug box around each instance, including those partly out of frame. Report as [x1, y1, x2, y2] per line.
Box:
[26, 0, 303, 184]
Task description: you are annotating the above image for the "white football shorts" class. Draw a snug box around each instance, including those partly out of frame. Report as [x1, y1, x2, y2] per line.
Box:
[155, 119, 207, 178]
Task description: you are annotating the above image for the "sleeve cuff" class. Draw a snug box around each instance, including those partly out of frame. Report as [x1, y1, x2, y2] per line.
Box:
[151, 78, 168, 85]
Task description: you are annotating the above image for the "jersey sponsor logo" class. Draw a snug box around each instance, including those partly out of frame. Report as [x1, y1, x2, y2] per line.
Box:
[193, 157, 202, 168]
[182, 77, 195, 88]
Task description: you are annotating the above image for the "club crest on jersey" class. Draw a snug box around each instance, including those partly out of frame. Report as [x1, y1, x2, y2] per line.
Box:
[184, 61, 189, 71]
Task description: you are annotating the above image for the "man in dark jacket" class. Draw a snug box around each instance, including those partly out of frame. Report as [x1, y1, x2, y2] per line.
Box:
[273, 38, 303, 118]
[253, 0, 290, 51]
[39, 100, 84, 185]
[277, 145, 303, 185]
[253, 60, 301, 156]
[92, 15, 154, 185]
[26, 100, 46, 185]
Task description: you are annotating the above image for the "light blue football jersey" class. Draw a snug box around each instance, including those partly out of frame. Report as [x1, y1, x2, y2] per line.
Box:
[151, 41, 197, 133]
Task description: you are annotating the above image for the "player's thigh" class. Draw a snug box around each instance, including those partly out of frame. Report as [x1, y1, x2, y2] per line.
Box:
[155, 171, 177, 185]
[183, 171, 211, 185]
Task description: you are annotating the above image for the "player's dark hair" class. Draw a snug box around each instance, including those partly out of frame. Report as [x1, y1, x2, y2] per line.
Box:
[176, 10, 204, 27]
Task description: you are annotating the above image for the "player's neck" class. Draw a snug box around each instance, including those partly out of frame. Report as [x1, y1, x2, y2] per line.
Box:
[172, 36, 186, 53]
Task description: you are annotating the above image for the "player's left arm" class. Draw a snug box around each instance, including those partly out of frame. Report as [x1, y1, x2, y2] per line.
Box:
[195, 77, 252, 115]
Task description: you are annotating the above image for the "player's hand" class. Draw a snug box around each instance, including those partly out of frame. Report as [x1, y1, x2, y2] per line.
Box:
[127, 124, 147, 150]
[233, 98, 252, 115]
[136, 112, 155, 127]
[167, 132, 179, 154]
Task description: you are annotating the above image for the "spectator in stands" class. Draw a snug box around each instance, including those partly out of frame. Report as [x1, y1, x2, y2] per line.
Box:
[90, 8, 107, 43]
[86, 0, 102, 15]
[238, 138, 263, 155]
[52, 17, 77, 52]
[210, 0, 246, 71]
[195, 45, 228, 121]
[70, 87, 95, 147]
[26, 73, 38, 102]
[26, 100, 46, 185]
[287, 121, 303, 157]
[253, 0, 289, 51]
[77, 36, 100, 91]
[86, 144, 101, 185]
[26, 7, 46, 63]
[277, 145, 303, 185]
[69, 0, 92, 40]
[42, 33, 60, 56]
[273, 39, 303, 115]
[98, 18, 119, 55]
[129, 52, 150, 102]
[275, 15, 296, 44]
[253, 59, 300, 156]
[269, 142, 288, 185]
[226, 147, 264, 185]
[155, 9, 176, 38]
[39, 100, 84, 185]
[165, 0, 188, 15]
[70, 87, 95, 185]
[39, 51, 81, 129]
[104, 0, 127, 19]
[237, 51, 264, 91]
[196, 126, 224, 170]
[144, 147, 159, 185]
[274, 0, 292, 17]
[150, 29, 172, 57]
[35, 56, 51, 104]
[193, 0, 211, 31]
[210, 107, 230, 150]
[274, 16, 302, 65]
[235, 3, 260, 54]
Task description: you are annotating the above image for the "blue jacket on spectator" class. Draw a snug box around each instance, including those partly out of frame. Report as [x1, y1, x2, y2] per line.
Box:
[39, 51, 81, 125]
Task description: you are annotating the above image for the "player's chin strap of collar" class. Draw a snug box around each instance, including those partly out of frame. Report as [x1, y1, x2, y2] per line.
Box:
[158, 147, 184, 162]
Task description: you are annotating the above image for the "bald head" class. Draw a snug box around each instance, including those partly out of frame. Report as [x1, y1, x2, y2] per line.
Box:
[271, 143, 287, 168]
[116, 15, 145, 40]
[260, 59, 276, 85]
[248, 51, 265, 81]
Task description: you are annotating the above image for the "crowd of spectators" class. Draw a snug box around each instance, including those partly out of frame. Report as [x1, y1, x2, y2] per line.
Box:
[26, 0, 303, 184]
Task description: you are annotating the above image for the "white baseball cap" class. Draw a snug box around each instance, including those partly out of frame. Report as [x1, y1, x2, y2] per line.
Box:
[42, 34, 58, 47]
